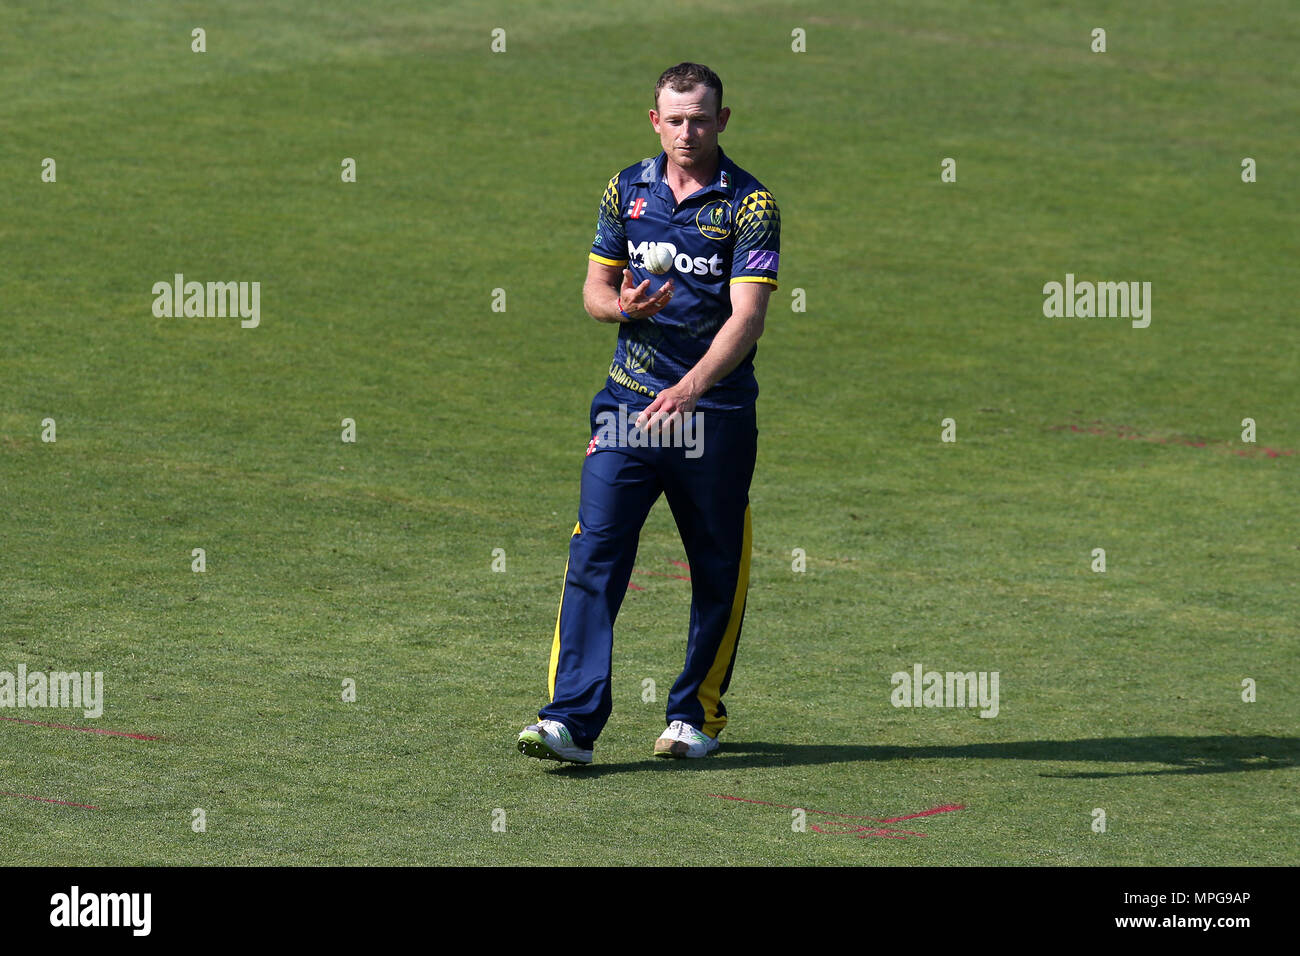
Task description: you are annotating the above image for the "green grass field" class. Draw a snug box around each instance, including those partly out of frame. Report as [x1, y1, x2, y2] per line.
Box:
[1, 0, 1296, 866]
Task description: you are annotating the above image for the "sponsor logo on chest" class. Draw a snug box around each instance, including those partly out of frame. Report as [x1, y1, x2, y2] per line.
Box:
[628, 240, 723, 277]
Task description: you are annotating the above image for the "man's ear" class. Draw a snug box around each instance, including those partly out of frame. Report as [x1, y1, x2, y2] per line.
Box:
[717, 106, 731, 133]
[649, 108, 660, 132]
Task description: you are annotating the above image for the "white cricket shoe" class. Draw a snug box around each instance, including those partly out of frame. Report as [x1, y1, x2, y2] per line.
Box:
[653, 719, 720, 758]
[517, 719, 593, 765]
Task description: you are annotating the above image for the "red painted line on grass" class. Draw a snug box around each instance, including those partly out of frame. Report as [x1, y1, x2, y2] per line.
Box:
[0, 715, 158, 741]
[876, 804, 968, 823]
[710, 793, 965, 824]
[627, 582, 646, 591]
[1, 791, 98, 810]
[628, 559, 692, 589]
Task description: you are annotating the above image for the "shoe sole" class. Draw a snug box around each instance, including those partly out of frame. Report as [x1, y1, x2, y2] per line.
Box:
[518, 730, 592, 765]
[653, 738, 719, 758]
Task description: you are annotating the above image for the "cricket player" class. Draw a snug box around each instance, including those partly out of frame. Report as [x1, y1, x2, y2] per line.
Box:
[518, 62, 780, 764]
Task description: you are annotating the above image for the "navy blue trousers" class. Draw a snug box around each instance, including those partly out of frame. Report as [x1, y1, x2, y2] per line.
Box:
[539, 384, 757, 750]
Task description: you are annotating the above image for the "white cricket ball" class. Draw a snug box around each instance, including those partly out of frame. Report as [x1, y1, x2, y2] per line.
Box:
[644, 244, 675, 275]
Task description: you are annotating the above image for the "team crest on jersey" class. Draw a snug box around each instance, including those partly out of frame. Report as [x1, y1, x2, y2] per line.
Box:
[696, 200, 732, 240]
[624, 322, 663, 375]
[625, 337, 657, 375]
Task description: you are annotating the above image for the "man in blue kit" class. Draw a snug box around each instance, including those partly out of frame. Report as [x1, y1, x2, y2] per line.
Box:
[518, 62, 780, 764]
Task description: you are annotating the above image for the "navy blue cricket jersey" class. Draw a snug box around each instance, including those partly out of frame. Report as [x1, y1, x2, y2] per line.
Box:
[588, 147, 780, 411]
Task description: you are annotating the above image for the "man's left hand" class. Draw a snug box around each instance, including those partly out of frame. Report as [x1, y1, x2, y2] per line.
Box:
[636, 379, 700, 434]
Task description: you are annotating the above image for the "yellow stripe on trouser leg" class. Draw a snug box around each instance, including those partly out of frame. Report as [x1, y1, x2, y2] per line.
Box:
[547, 522, 582, 701]
[697, 505, 752, 738]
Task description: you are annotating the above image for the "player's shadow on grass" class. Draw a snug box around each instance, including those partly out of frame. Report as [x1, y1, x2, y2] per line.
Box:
[553, 735, 1298, 778]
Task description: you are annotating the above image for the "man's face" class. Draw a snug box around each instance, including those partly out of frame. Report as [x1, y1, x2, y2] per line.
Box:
[650, 85, 730, 171]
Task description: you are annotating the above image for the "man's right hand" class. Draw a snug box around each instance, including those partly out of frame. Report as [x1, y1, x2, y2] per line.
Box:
[618, 269, 674, 320]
